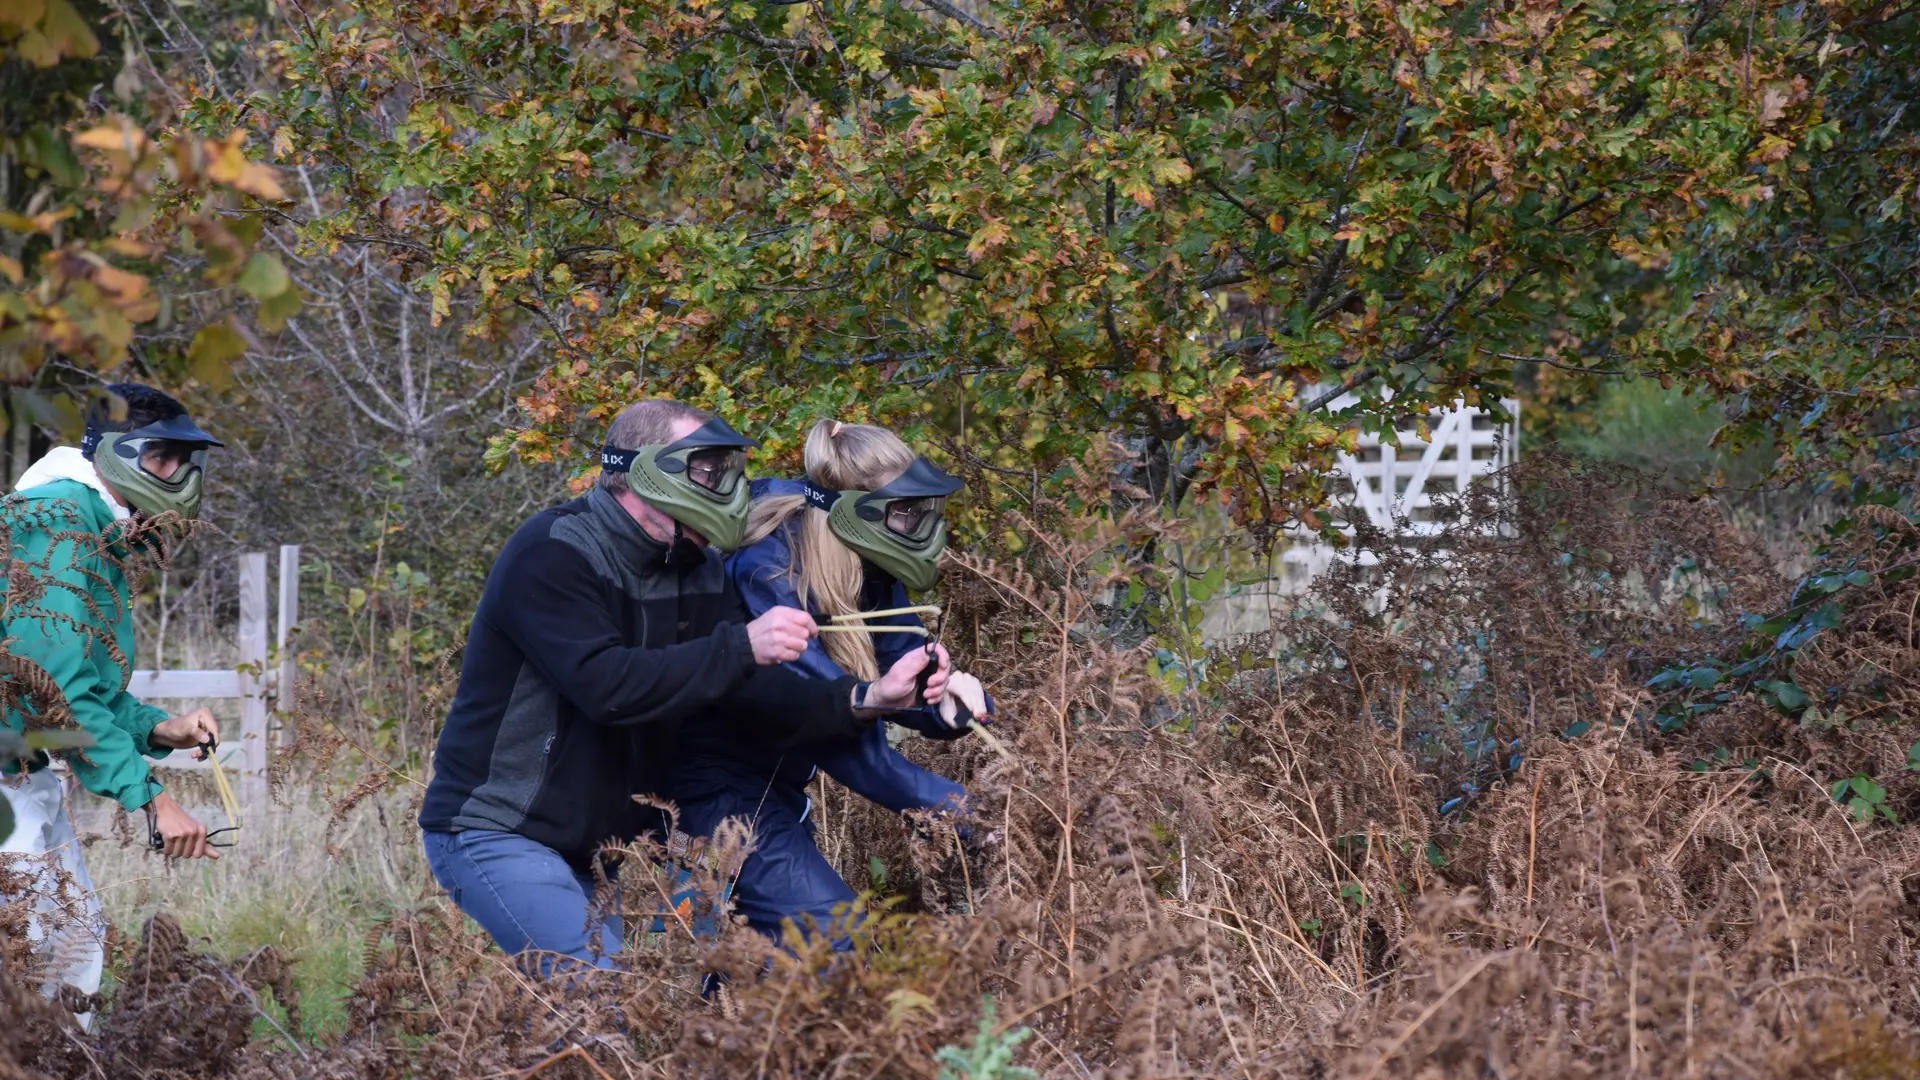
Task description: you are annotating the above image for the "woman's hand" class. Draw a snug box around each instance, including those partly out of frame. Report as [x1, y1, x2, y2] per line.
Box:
[938, 671, 988, 729]
[149, 708, 219, 754]
[748, 606, 817, 665]
[864, 645, 951, 713]
[148, 791, 218, 860]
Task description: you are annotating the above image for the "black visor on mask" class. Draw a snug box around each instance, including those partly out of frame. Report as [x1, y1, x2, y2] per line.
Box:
[657, 417, 759, 457]
[854, 458, 962, 535]
[655, 418, 757, 497]
[83, 413, 225, 458]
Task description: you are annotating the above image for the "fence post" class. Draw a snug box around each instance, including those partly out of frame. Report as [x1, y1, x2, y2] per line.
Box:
[238, 553, 270, 808]
[275, 544, 300, 738]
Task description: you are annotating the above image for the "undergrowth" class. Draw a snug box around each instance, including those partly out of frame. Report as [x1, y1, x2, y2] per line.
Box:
[5, 455, 1920, 1078]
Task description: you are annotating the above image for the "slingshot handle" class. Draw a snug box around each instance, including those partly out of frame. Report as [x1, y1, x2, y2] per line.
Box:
[915, 645, 975, 726]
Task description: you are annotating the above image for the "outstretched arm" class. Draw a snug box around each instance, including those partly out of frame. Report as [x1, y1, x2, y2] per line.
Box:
[491, 537, 759, 726]
[816, 722, 967, 816]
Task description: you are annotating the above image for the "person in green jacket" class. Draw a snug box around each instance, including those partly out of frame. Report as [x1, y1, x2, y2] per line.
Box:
[1, 383, 228, 1026]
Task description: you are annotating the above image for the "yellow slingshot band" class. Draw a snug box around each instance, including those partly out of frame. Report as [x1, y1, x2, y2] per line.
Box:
[205, 743, 242, 837]
[830, 604, 942, 622]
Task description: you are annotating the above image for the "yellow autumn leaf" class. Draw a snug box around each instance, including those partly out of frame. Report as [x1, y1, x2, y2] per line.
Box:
[92, 264, 149, 302]
[1151, 156, 1192, 186]
[13, 26, 56, 66]
[203, 130, 282, 197]
[884, 989, 935, 1026]
[966, 218, 1011, 261]
[234, 163, 285, 200]
[123, 294, 159, 323]
[0, 255, 20, 284]
[73, 119, 148, 153]
[38, 0, 95, 59]
[0, 0, 47, 30]
[205, 138, 247, 185]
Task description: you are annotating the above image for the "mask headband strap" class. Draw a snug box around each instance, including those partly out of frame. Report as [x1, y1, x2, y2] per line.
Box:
[803, 480, 841, 512]
[601, 445, 640, 473]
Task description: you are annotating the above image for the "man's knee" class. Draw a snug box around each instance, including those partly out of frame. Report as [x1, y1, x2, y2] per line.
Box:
[422, 829, 617, 966]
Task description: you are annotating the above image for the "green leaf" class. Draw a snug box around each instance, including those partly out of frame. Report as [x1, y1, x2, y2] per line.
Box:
[1686, 667, 1722, 690]
[236, 252, 291, 300]
[186, 320, 246, 386]
[257, 285, 303, 333]
[1189, 566, 1224, 603]
[23, 127, 83, 187]
[1758, 680, 1809, 711]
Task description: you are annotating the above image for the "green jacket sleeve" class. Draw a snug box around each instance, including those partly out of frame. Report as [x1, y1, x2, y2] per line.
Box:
[10, 523, 161, 811]
[111, 693, 172, 760]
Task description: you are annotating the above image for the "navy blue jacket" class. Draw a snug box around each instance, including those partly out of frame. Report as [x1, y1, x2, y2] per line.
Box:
[672, 479, 968, 815]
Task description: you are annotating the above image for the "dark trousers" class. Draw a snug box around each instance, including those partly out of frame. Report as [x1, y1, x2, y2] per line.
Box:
[676, 784, 860, 948]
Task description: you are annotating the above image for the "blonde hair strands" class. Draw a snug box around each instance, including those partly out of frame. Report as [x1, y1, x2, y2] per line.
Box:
[742, 420, 915, 680]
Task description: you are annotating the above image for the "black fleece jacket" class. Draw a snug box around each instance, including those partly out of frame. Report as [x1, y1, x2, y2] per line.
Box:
[419, 489, 863, 867]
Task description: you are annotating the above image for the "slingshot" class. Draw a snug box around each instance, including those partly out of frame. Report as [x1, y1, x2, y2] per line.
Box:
[146, 735, 241, 852]
[812, 604, 942, 635]
[819, 604, 957, 713]
[819, 604, 1018, 764]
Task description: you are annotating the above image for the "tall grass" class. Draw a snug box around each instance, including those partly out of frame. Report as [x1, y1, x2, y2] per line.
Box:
[84, 788, 429, 1041]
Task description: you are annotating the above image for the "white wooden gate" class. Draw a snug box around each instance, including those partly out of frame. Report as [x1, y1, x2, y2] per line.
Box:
[1274, 394, 1519, 593]
[134, 546, 300, 808]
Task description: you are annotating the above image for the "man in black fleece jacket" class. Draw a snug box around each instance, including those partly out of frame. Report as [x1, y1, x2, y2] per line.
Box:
[419, 400, 948, 972]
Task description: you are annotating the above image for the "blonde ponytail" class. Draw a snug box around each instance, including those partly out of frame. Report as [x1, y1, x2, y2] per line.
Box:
[748, 419, 916, 680]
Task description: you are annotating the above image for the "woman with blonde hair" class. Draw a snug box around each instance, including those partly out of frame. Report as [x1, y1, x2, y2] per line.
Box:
[671, 419, 988, 945]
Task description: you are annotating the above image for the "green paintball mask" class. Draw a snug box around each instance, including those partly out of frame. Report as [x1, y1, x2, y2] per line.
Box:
[601, 417, 759, 553]
[83, 413, 224, 520]
[804, 457, 963, 593]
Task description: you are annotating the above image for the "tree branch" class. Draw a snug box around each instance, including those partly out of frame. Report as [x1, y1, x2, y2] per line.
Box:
[914, 0, 998, 37]
[1303, 370, 1372, 412]
[1498, 352, 1632, 376]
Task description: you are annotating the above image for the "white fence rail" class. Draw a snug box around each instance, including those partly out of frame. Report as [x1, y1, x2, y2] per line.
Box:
[135, 545, 299, 808]
[1272, 395, 1519, 593]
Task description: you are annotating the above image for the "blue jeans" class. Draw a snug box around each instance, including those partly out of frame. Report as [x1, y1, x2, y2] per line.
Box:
[422, 829, 623, 975]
